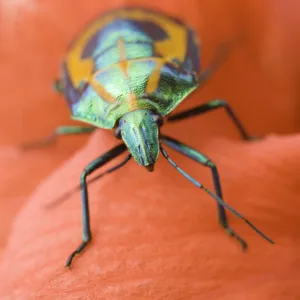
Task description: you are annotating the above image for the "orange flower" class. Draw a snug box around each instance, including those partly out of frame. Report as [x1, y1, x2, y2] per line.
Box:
[1, 1, 300, 299]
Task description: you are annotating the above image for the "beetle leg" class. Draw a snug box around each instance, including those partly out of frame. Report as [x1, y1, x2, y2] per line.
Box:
[161, 135, 274, 249]
[21, 126, 96, 150]
[65, 143, 128, 268]
[167, 99, 255, 140]
[46, 154, 132, 209]
[53, 79, 63, 93]
[193, 39, 239, 86]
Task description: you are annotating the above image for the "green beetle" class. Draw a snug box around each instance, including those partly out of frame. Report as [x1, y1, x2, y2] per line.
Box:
[25, 7, 274, 268]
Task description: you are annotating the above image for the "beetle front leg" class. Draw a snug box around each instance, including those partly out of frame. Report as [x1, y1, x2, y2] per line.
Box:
[65, 143, 128, 268]
[161, 135, 249, 249]
[21, 126, 96, 149]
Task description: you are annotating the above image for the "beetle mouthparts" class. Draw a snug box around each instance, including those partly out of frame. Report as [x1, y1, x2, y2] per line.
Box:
[145, 164, 155, 172]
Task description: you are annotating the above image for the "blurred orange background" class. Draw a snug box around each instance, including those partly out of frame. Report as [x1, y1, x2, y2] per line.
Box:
[1, 0, 300, 299]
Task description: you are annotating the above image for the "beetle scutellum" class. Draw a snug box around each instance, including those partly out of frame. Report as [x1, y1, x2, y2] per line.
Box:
[25, 7, 274, 267]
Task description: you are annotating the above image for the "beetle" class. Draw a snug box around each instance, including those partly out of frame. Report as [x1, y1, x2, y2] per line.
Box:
[25, 7, 274, 267]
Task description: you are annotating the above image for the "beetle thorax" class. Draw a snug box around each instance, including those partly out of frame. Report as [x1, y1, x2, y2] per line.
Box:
[118, 110, 160, 171]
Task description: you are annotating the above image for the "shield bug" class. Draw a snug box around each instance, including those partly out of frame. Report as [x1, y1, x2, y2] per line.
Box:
[25, 7, 274, 267]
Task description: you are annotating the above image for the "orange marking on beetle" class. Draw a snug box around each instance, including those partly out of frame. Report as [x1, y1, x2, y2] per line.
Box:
[117, 38, 138, 110]
[146, 60, 164, 93]
[118, 37, 126, 61]
[89, 55, 172, 106]
[66, 8, 189, 88]
[89, 76, 116, 104]
[117, 38, 130, 79]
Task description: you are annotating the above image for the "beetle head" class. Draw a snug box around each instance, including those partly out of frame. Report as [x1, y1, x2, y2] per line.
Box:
[115, 110, 163, 171]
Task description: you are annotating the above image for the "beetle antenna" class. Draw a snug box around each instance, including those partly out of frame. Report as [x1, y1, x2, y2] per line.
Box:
[45, 154, 132, 209]
[160, 146, 274, 244]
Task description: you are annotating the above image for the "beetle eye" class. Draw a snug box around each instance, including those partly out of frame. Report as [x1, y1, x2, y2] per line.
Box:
[114, 126, 122, 139]
[153, 114, 164, 127]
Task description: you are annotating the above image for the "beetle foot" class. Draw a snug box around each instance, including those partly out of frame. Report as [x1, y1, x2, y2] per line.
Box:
[246, 135, 262, 142]
[223, 225, 248, 251]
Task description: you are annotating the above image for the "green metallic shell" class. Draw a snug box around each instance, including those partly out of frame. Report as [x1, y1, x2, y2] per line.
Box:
[61, 7, 200, 129]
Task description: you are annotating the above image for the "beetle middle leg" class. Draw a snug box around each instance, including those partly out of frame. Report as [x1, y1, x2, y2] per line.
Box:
[21, 126, 96, 149]
[66, 143, 128, 268]
[161, 134, 248, 249]
[167, 99, 255, 141]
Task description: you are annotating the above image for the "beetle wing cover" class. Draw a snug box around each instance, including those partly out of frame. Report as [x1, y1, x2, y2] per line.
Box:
[61, 7, 200, 128]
